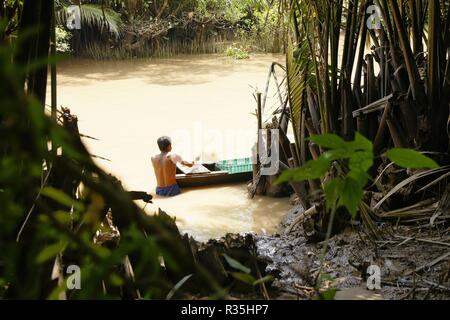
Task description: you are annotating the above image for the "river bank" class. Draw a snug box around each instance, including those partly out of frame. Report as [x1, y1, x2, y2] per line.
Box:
[194, 199, 450, 300]
[249, 199, 450, 300]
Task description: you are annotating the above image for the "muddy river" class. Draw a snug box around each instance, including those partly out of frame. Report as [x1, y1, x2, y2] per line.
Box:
[48, 54, 291, 242]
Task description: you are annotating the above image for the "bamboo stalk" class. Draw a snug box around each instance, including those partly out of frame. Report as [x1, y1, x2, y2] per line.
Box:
[374, 102, 392, 154]
[386, 115, 407, 148]
[300, 109, 306, 166]
[389, 0, 426, 105]
[289, 143, 300, 167]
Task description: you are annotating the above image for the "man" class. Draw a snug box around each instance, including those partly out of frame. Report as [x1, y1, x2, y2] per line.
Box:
[151, 136, 193, 197]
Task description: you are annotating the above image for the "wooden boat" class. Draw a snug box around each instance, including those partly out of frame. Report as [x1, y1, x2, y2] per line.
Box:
[176, 161, 253, 188]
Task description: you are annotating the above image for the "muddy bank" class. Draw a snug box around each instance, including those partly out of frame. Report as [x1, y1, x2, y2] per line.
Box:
[253, 204, 450, 300]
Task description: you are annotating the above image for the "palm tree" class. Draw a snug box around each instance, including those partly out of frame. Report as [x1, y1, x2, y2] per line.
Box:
[56, 0, 122, 38]
[282, 0, 450, 235]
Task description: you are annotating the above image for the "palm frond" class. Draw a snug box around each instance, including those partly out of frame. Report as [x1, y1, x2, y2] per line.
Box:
[56, 4, 122, 38]
[373, 166, 450, 210]
[286, 34, 307, 157]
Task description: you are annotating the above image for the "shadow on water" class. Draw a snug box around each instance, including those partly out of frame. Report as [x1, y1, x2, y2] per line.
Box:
[56, 54, 277, 87]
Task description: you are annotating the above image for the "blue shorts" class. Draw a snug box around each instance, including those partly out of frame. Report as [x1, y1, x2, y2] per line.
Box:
[156, 184, 181, 197]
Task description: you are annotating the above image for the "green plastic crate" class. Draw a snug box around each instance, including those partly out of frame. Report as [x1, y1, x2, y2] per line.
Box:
[217, 158, 253, 174]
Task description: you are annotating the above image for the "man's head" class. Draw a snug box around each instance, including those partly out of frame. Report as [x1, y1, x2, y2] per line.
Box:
[157, 136, 172, 152]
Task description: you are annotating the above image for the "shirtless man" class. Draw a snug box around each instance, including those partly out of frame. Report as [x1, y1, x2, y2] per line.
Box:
[151, 136, 193, 197]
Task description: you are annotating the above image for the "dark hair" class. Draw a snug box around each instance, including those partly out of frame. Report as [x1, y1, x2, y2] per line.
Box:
[157, 136, 172, 152]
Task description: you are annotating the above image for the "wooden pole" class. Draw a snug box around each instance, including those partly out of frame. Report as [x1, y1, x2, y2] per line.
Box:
[252, 92, 263, 193]
[257, 92, 263, 132]
[256, 92, 262, 169]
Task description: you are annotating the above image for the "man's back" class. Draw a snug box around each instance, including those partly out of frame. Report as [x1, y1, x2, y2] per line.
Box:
[151, 153, 178, 188]
[151, 136, 192, 197]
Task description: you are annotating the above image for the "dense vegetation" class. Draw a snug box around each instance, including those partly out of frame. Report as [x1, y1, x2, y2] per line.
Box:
[269, 0, 450, 240]
[20, 0, 287, 59]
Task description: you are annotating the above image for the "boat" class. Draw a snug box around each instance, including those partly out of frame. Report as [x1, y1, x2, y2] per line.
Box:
[176, 158, 253, 188]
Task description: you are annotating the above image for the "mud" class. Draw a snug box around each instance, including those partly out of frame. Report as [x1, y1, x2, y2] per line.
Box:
[253, 205, 450, 300]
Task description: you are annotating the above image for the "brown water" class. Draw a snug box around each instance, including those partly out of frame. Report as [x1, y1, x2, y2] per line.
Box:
[48, 54, 291, 242]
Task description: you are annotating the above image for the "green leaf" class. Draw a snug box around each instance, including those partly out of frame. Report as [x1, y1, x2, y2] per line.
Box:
[351, 132, 373, 152]
[37, 242, 66, 263]
[41, 187, 85, 211]
[324, 178, 343, 211]
[253, 275, 274, 286]
[287, 34, 307, 149]
[338, 177, 364, 218]
[308, 134, 347, 149]
[231, 272, 256, 285]
[347, 169, 370, 189]
[349, 151, 373, 173]
[222, 254, 251, 274]
[276, 157, 331, 184]
[322, 148, 351, 161]
[166, 274, 193, 300]
[386, 149, 439, 169]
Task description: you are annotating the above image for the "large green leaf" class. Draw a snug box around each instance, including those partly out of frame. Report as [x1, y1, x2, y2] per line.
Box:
[386, 149, 439, 169]
[347, 169, 370, 191]
[323, 178, 343, 211]
[322, 148, 351, 161]
[286, 34, 308, 154]
[351, 132, 373, 152]
[276, 157, 331, 183]
[308, 134, 347, 150]
[349, 151, 374, 174]
[337, 177, 364, 218]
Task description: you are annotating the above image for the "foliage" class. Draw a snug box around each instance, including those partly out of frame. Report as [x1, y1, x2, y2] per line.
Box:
[277, 133, 374, 217]
[233, 0, 287, 53]
[279, 0, 450, 235]
[81, 4, 122, 37]
[277, 133, 439, 218]
[386, 149, 440, 169]
[56, 3, 122, 38]
[286, 36, 310, 156]
[50, 0, 286, 58]
[225, 43, 250, 59]
[196, 0, 244, 23]
[0, 0, 22, 37]
[55, 26, 72, 52]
